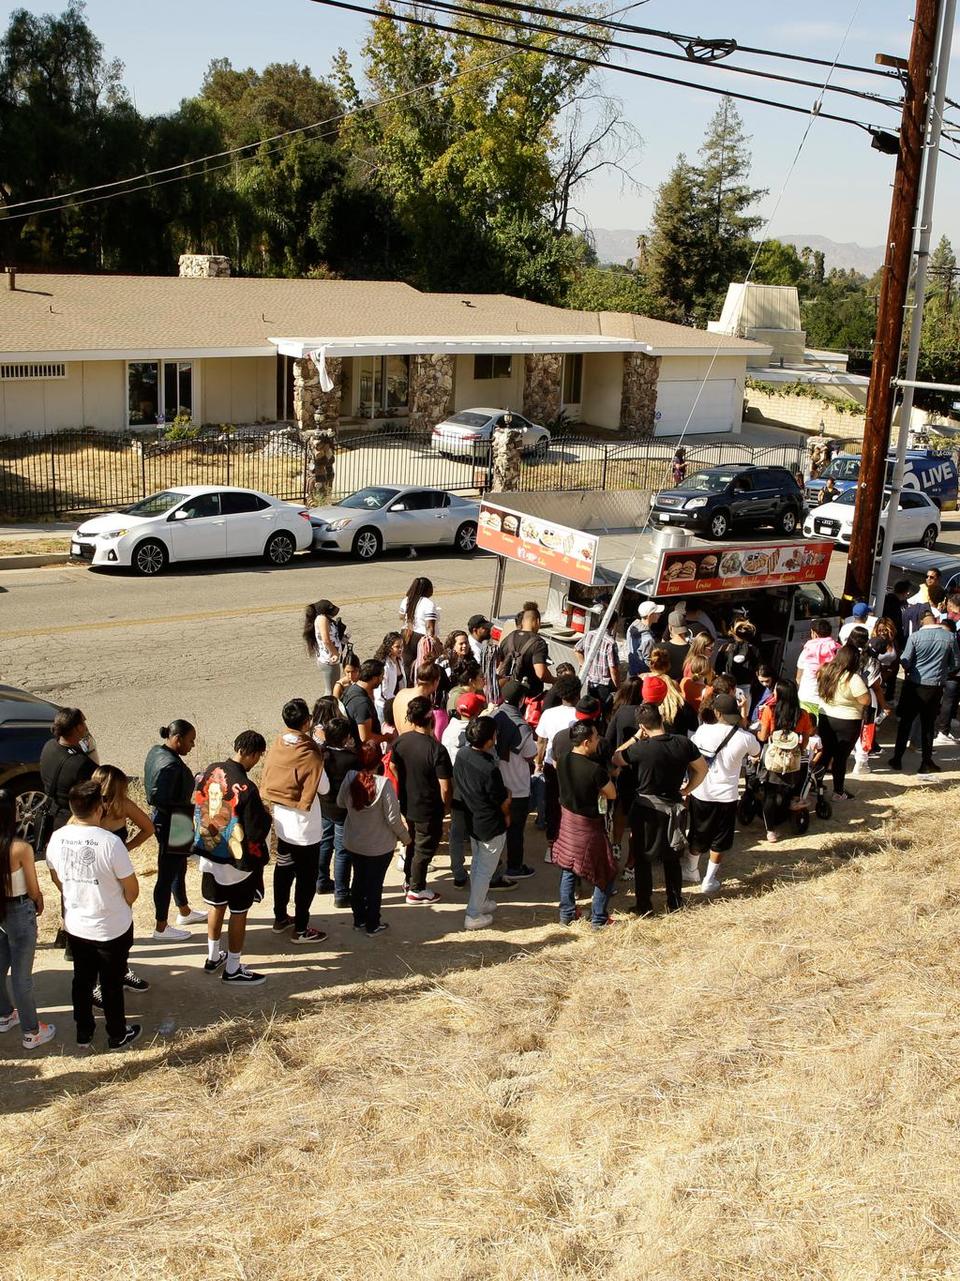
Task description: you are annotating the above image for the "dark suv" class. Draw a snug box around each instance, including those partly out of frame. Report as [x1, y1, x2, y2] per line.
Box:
[0, 684, 59, 844]
[651, 464, 804, 540]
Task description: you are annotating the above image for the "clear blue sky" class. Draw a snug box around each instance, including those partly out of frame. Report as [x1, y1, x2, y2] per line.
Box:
[5, 0, 960, 250]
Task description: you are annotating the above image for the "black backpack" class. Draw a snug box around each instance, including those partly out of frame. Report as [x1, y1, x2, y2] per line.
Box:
[497, 631, 538, 682]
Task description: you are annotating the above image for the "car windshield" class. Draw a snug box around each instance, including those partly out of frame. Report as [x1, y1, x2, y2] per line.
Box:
[338, 487, 399, 511]
[680, 471, 740, 493]
[124, 490, 189, 516]
[820, 458, 860, 481]
[834, 489, 893, 511]
[443, 412, 490, 428]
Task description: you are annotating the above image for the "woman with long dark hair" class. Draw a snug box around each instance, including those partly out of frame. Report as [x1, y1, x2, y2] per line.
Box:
[337, 744, 411, 936]
[303, 599, 347, 697]
[0, 789, 55, 1049]
[309, 696, 342, 744]
[374, 631, 406, 728]
[399, 577, 439, 682]
[756, 678, 813, 841]
[816, 644, 870, 801]
[144, 720, 204, 940]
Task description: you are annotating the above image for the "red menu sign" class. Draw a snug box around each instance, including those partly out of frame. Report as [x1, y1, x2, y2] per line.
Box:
[477, 500, 598, 585]
[652, 539, 834, 597]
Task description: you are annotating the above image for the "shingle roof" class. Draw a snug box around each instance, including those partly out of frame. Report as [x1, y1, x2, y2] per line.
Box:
[0, 272, 768, 359]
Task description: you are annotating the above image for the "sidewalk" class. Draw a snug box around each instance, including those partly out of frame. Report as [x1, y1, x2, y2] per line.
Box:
[0, 522, 74, 539]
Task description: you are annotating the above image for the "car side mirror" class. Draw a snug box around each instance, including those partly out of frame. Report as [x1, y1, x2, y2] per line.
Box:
[390, 503, 406, 511]
[172, 509, 190, 520]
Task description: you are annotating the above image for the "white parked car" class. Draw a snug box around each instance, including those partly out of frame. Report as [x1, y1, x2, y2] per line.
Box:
[310, 485, 479, 561]
[430, 408, 550, 460]
[803, 487, 940, 552]
[70, 485, 313, 575]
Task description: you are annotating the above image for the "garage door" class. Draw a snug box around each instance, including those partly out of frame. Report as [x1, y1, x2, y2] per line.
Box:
[653, 379, 739, 437]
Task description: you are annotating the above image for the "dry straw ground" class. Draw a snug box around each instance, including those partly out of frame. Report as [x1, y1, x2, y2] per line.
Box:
[2, 793, 958, 1281]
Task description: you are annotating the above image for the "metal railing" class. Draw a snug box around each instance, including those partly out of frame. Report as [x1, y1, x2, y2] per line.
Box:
[0, 424, 807, 521]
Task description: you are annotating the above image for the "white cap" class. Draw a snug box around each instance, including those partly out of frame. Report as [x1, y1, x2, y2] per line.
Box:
[637, 600, 665, 619]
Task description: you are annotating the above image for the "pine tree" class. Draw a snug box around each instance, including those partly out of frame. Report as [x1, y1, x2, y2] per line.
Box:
[644, 155, 706, 321]
[928, 235, 958, 304]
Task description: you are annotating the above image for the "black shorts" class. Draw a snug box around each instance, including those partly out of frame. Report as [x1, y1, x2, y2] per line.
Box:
[201, 871, 261, 914]
[687, 796, 738, 854]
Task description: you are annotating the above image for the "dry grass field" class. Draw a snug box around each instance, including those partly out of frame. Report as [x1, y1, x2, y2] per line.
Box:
[1, 788, 958, 1280]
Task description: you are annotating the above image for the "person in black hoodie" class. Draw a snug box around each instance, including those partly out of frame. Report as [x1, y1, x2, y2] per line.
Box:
[144, 720, 204, 942]
[317, 717, 359, 908]
[194, 731, 271, 985]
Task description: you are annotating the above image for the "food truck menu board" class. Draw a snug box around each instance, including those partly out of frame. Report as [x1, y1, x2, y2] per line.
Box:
[477, 500, 598, 585]
[652, 539, 834, 597]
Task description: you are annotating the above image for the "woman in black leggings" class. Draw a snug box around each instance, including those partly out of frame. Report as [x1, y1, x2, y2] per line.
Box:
[756, 679, 812, 841]
[816, 645, 870, 801]
[144, 720, 203, 940]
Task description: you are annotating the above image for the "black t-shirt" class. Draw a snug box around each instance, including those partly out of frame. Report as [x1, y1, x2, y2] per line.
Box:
[557, 752, 609, 818]
[39, 740, 96, 831]
[605, 704, 641, 753]
[624, 732, 700, 803]
[391, 731, 452, 822]
[319, 745, 360, 820]
[498, 629, 550, 696]
[342, 684, 381, 737]
[453, 747, 508, 840]
[667, 640, 690, 682]
[553, 725, 612, 768]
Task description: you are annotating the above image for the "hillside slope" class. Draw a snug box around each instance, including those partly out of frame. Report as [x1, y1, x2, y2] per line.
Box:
[2, 793, 958, 1280]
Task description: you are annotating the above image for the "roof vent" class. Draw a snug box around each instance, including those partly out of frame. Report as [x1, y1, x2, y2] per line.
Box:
[178, 254, 231, 278]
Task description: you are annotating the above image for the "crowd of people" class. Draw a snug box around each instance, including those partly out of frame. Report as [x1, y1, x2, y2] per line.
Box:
[1, 569, 957, 1055]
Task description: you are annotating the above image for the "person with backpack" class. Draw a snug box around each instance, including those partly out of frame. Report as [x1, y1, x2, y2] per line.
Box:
[756, 679, 813, 842]
[193, 731, 271, 985]
[496, 604, 554, 702]
[302, 599, 349, 697]
[0, 788, 55, 1051]
[687, 693, 761, 892]
[714, 619, 760, 710]
[144, 720, 206, 942]
[626, 601, 664, 677]
[317, 717, 359, 908]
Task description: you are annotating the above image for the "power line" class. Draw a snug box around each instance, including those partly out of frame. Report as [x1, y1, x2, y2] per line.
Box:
[307, 0, 884, 133]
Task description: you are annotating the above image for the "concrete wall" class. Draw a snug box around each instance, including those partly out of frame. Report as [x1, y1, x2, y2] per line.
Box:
[580, 351, 623, 430]
[200, 356, 275, 424]
[0, 360, 126, 434]
[744, 384, 866, 439]
[452, 354, 524, 413]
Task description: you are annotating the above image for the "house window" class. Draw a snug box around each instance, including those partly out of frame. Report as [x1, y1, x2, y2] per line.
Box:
[562, 353, 583, 404]
[474, 354, 512, 380]
[127, 360, 194, 426]
[358, 355, 410, 418]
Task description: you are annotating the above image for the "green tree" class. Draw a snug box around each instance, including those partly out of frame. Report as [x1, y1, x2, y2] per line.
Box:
[753, 239, 806, 288]
[927, 234, 958, 303]
[644, 155, 706, 321]
[801, 269, 876, 351]
[564, 263, 663, 315]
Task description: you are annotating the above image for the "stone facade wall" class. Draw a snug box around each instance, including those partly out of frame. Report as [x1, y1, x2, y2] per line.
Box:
[522, 353, 562, 424]
[490, 420, 523, 492]
[409, 354, 454, 431]
[293, 355, 342, 433]
[619, 352, 660, 435]
[178, 254, 231, 278]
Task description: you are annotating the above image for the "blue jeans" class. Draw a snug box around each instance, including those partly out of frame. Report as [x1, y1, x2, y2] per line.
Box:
[559, 868, 614, 927]
[319, 814, 345, 892]
[467, 833, 505, 920]
[0, 897, 40, 1033]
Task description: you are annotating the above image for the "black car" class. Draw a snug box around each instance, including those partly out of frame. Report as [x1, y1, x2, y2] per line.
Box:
[0, 684, 58, 843]
[650, 464, 804, 540]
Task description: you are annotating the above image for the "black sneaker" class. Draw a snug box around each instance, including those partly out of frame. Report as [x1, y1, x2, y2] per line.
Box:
[506, 865, 536, 879]
[222, 965, 266, 986]
[488, 876, 518, 891]
[204, 949, 227, 973]
[91, 985, 104, 1009]
[919, 760, 942, 773]
[316, 879, 336, 894]
[271, 916, 292, 932]
[123, 969, 150, 992]
[366, 923, 389, 936]
[334, 896, 351, 908]
[108, 1024, 142, 1051]
[453, 877, 468, 888]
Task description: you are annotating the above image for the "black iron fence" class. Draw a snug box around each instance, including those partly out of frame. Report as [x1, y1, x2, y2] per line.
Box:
[0, 425, 807, 521]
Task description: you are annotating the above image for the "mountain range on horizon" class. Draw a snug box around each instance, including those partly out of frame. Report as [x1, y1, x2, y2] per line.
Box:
[589, 228, 885, 277]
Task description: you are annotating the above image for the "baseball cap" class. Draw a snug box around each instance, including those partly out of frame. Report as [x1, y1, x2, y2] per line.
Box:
[467, 614, 491, 631]
[641, 675, 668, 705]
[851, 601, 870, 619]
[500, 677, 528, 704]
[637, 600, 664, 619]
[711, 692, 740, 722]
[574, 696, 602, 721]
[667, 607, 687, 629]
[455, 692, 488, 718]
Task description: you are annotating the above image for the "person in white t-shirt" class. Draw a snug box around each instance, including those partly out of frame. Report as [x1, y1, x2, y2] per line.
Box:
[687, 693, 761, 895]
[534, 674, 582, 857]
[838, 601, 878, 645]
[46, 780, 141, 1051]
[399, 577, 440, 680]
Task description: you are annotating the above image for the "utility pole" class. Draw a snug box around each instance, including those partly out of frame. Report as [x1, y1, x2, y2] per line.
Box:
[842, 0, 941, 605]
[871, 0, 956, 606]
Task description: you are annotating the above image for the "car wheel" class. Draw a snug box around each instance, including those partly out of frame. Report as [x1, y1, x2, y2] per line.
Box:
[707, 509, 730, 539]
[455, 521, 478, 554]
[10, 774, 45, 847]
[921, 523, 939, 550]
[779, 506, 799, 535]
[352, 527, 382, 561]
[265, 531, 297, 566]
[132, 538, 168, 576]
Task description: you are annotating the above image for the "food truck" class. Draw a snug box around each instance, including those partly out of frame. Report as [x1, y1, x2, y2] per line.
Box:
[478, 492, 841, 677]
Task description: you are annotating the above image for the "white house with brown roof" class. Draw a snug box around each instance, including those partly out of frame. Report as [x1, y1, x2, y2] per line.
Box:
[0, 256, 768, 438]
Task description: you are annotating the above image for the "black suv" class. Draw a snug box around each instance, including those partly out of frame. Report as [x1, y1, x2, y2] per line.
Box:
[0, 684, 59, 843]
[651, 464, 804, 540]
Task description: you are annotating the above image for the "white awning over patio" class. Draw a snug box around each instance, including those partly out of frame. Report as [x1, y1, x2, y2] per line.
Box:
[269, 335, 655, 358]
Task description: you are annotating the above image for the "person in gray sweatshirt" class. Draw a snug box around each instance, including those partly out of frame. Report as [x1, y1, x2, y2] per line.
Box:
[337, 744, 411, 936]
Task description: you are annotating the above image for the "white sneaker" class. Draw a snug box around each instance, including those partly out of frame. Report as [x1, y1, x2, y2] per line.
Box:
[481, 898, 497, 914]
[933, 733, 956, 748]
[681, 854, 701, 885]
[464, 913, 494, 930]
[174, 910, 208, 926]
[0, 1010, 20, 1033]
[152, 925, 191, 941]
[22, 1022, 56, 1050]
[700, 875, 721, 895]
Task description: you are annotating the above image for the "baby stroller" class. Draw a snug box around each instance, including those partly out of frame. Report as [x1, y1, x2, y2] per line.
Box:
[738, 751, 832, 836]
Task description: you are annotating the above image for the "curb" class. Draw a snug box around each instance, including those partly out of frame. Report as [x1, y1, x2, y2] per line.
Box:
[0, 553, 70, 571]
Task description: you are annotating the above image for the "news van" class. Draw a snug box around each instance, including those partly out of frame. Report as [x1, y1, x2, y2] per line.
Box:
[805, 449, 959, 510]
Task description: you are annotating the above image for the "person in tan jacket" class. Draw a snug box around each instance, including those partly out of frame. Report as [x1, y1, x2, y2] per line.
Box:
[260, 699, 329, 943]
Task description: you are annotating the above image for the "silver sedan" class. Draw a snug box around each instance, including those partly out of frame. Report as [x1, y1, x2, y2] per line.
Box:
[310, 485, 480, 561]
[430, 408, 551, 460]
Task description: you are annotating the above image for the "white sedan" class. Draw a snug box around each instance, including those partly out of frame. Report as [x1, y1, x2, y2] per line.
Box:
[70, 485, 313, 575]
[803, 487, 940, 552]
[430, 408, 550, 460]
[310, 485, 479, 560]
